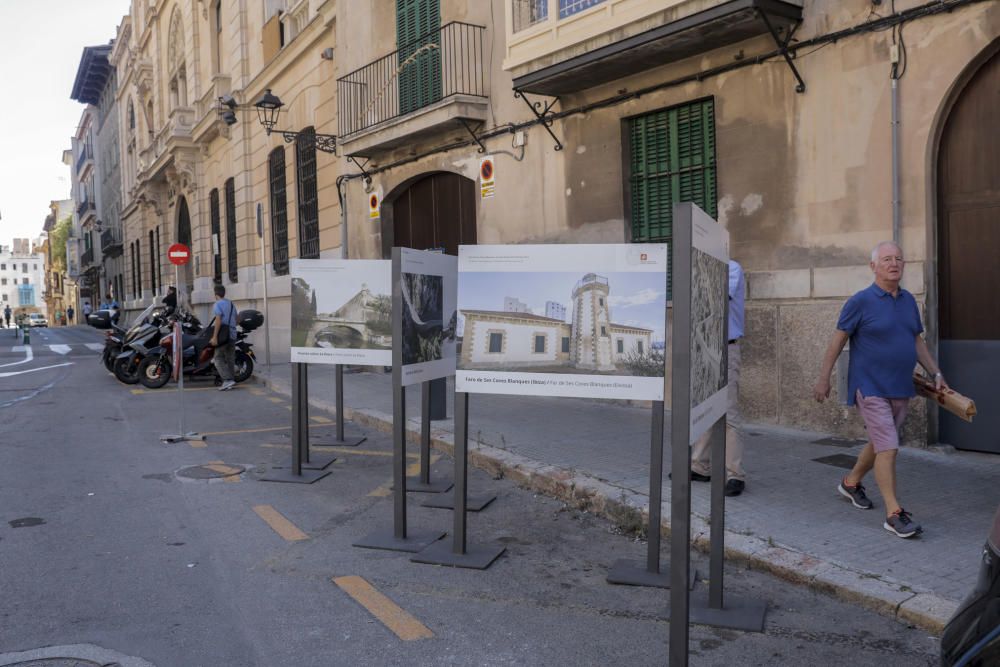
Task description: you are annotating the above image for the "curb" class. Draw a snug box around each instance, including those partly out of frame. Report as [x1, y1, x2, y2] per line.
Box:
[260, 372, 959, 635]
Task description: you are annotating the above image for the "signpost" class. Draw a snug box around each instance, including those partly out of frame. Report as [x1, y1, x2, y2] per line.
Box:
[160, 244, 204, 444]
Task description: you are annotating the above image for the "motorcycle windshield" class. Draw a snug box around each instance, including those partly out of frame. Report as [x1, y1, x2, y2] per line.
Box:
[125, 305, 167, 339]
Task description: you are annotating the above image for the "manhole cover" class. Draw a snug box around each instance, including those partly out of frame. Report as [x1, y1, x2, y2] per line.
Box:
[7, 661, 104, 667]
[176, 463, 245, 480]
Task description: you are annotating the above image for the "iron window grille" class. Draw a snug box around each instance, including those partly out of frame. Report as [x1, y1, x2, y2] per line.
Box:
[225, 178, 238, 282]
[210, 188, 222, 283]
[268, 147, 290, 275]
[295, 129, 319, 259]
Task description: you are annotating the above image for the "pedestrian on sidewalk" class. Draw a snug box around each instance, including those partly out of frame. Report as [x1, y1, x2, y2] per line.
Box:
[4, 304, 11, 328]
[690, 259, 748, 497]
[66, 306, 74, 324]
[813, 241, 947, 538]
[162, 285, 177, 313]
[211, 284, 237, 391]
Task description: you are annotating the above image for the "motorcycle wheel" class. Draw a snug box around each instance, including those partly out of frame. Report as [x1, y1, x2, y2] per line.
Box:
[113, 355, 142, 385]
[138, 354, 172, 389]
[103, 345, 120, 373]
[234, 352, 254, 383]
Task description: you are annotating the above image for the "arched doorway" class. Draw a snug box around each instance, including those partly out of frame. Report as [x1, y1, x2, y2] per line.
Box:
[385, 171, 476, 418]
[176, 196, 194, 302]
[385, 171, 476, 256]
[937, 46, 1000, 453]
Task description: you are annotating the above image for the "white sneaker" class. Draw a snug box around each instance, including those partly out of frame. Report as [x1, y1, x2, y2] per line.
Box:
[219, 380, 236, 391]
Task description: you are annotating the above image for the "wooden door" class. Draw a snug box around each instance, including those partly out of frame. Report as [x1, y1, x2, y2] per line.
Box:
[937, 49, 1000, 453]
[391, 172, 476, 254]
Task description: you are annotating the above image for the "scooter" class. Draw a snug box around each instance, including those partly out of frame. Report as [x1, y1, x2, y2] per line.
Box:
[113, 306, 199, 384]
[136, 309, 261, 389]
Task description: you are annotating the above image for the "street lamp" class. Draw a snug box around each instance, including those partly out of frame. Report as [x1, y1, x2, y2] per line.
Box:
[253, 89, 283, 134]
[251, 88, 337, 154]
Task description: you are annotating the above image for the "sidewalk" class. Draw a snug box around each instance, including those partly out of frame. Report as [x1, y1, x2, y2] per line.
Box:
[255, 363, 1000, 633]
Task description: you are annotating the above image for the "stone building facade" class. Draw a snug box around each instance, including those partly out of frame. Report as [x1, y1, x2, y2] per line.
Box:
[86, 0, 999, 449]
[334, 0, 999, 449]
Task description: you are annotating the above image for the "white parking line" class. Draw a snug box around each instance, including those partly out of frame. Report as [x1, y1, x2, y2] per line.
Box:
[85, 343, 105, 352]
[49, 345, 72, 355]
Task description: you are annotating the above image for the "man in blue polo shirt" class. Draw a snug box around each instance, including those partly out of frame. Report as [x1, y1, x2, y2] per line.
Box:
[813, 241, 946, 538]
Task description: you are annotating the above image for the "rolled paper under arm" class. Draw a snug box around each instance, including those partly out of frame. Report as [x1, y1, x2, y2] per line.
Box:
[913, 372, 977, 422]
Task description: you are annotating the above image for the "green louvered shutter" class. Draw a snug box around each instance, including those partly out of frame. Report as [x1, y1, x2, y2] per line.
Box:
[628, 99, 717, 297]
[397, 0, 442, 115]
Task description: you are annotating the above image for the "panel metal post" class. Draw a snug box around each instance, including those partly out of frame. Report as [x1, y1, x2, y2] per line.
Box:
[258, 361, 330, 483]
[606, 401, 693, 588]
[411, 392, 505, 569]
[669, 203, 695, 667]
[300, 363, 337, 470]
[353, 248, 444, 552]
[309, 364, 366, 447]
[408, 381, 453, 494]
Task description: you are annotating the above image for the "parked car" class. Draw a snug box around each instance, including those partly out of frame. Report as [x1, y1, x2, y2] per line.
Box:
[28, 313, 48, 327]
[941, 504, 1000, 666]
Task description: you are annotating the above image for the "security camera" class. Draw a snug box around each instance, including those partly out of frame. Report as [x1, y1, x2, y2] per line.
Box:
[219, 94, 238, 109]
[222, 110, 238, 126]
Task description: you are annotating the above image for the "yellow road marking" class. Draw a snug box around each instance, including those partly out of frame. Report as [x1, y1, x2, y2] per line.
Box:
[200, 425, 289, 437]
[249, 388, 266, 396]
[368, 455, 440, 497]
[189, 440, 208, 449]
[333, 576, 433, 641]
[253, 505, 308, 542]
[311, 415, 332, 424]
[268, 397, 284, 404]
[204, 462, 242, 483]
[260, 444, 409, 458]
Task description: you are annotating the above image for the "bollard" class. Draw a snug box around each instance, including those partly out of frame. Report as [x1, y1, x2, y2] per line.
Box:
[23, 325, 30, 345]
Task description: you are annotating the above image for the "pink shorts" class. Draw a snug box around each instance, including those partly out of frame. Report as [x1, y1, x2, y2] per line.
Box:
[855, 390, 909, 453]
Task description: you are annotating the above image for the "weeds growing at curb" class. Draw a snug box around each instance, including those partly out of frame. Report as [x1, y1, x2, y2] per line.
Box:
[607, 492, 648, 540]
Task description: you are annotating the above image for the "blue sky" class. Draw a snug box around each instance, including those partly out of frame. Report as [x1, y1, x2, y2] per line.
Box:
[458, 271, 667, 342]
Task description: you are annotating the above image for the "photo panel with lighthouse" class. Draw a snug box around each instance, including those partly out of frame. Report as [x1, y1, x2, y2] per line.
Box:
[456, 244, 668, 401]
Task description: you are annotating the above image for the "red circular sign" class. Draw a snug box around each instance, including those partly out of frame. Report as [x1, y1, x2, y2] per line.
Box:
[168, 243, 191, 266]
[480, 159, 494, 180]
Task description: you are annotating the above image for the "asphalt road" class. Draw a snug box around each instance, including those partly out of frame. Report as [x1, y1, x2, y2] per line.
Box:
[0, 325, 943, 666]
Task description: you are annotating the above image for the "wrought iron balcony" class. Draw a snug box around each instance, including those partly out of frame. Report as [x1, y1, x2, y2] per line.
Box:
[76, 199, 96, 218]
[337, 22, 487, 139]
[101, 226, 123, 256]
[81, 247, 94, 268]
[75, 144, 93, 174]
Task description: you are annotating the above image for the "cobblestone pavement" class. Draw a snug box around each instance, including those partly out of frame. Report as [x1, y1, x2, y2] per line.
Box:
[259, 364, 1000, 629]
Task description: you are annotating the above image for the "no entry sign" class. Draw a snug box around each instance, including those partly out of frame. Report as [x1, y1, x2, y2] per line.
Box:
[168, 243, 191, 266]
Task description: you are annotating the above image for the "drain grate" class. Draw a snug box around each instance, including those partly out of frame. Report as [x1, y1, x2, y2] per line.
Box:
[176, 463, 245, 480]
[812, 454, 857, 469]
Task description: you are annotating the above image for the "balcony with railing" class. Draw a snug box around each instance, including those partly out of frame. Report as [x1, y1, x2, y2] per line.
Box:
[76, 198, 96, 219]
[81, 246, 94, 269]
[101, 225, 123, 256]
[506, 0, 803, 96]
[337, 22, 489, 156]
[75, 143, 94, 174]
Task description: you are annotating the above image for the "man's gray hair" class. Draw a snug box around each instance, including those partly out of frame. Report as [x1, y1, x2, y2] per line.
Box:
[871, 241, 902, 262]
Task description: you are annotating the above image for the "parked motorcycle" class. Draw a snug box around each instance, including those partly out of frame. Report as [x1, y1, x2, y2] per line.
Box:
[136, 309, 262, 389]
[112, 305, 199, 384]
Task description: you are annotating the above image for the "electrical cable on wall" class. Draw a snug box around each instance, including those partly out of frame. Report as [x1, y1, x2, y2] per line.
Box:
[341, 0, 984, 185]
